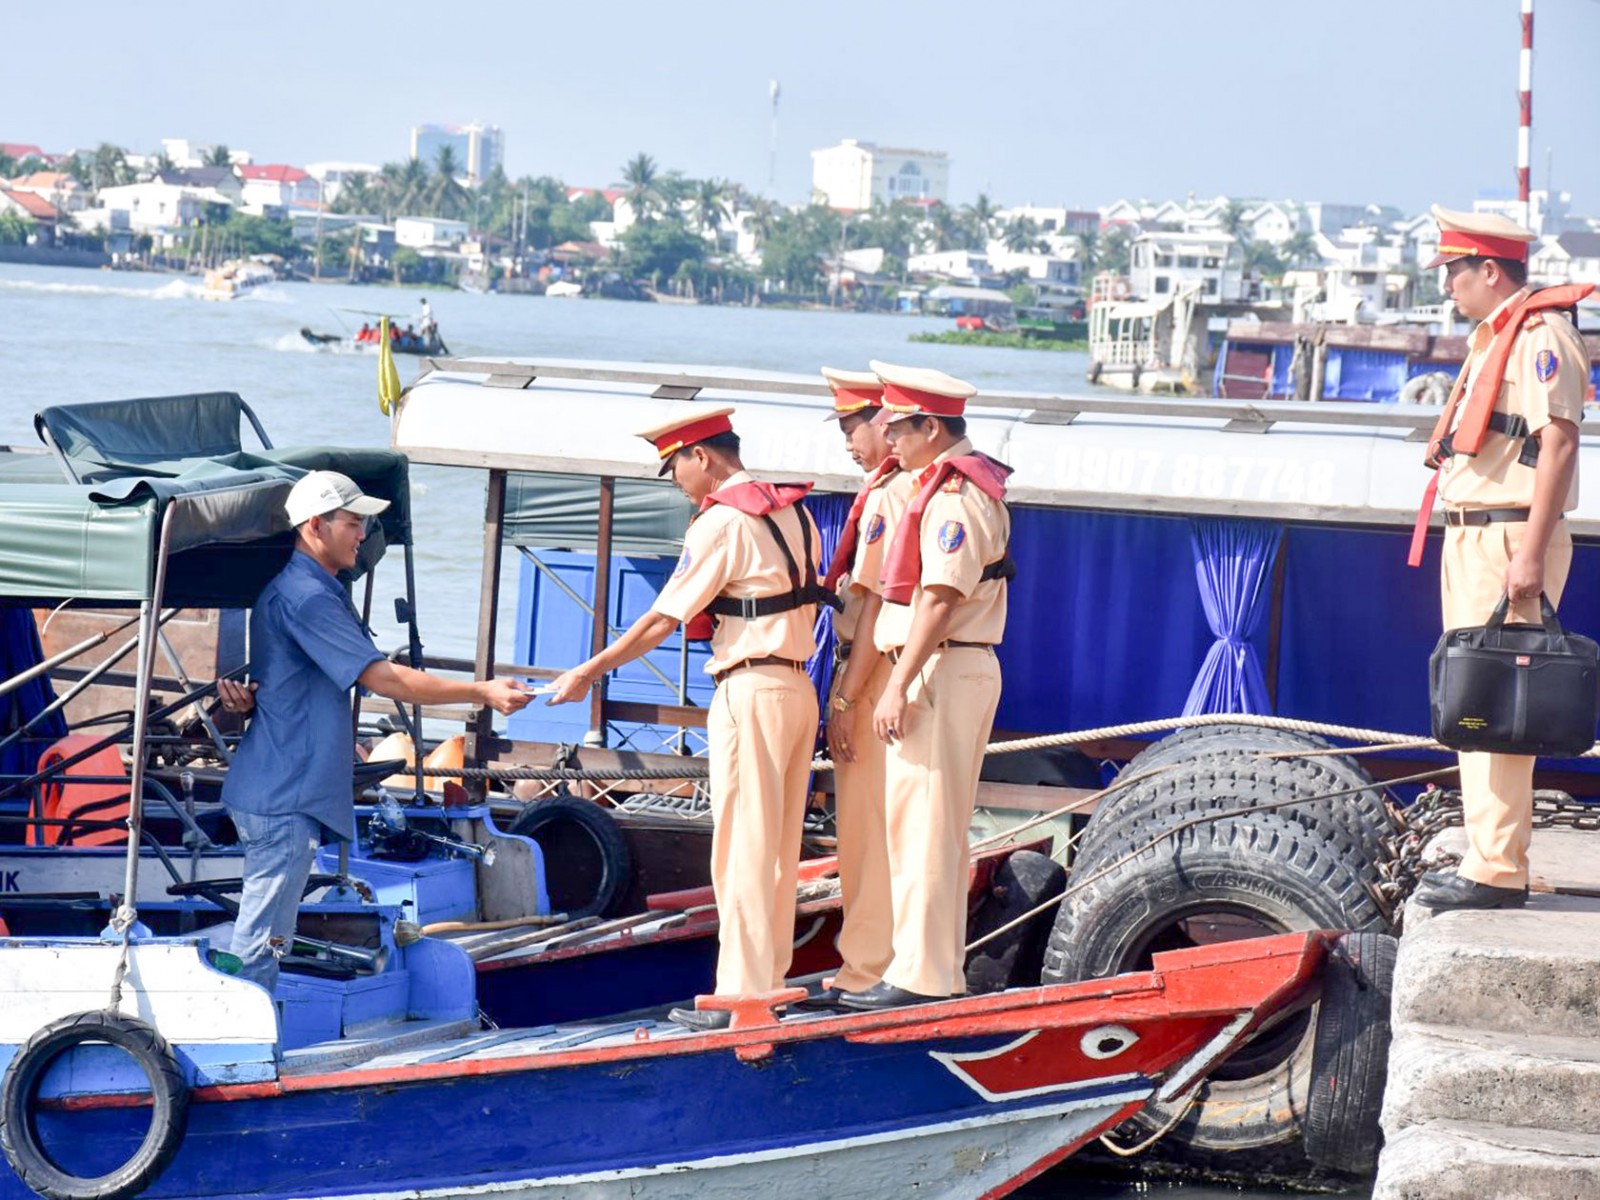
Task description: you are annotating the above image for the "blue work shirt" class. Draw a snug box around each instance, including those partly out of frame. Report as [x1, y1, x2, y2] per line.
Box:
[221, 551, 383, 841]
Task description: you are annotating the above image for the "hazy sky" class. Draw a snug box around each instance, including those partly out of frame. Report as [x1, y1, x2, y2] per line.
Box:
[10, 0, 1600, 215]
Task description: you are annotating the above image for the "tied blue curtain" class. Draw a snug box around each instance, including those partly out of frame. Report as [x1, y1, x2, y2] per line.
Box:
[0, 607, 67, 781]
[804, 492, 854, 705]
[1182, 518, 1283, 716]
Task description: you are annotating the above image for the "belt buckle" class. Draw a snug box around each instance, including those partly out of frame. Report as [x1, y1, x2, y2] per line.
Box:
[738, 597, 759, 620]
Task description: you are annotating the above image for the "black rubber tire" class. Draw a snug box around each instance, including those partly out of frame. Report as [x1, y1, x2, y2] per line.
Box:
[964, 850, 1068, 994]
[1122, 722, 1368, 792]
[1304, 931, 1397, 1175]
[1076, 752, 1392, 882]
[508, 797, 632, 920]
[0, 1010, 189, 1200]
[1043, 811, 1388, 1152]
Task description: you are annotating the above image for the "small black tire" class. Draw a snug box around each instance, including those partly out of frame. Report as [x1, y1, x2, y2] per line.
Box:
[0, 1010, 189, 1200]
[1076, 753, 1391, 882]
[1043, 812, 1388, 1152]
[1304, 931, 1397, 1175]
[964, 850, 1068, 994]
[508, 797, 632, 920]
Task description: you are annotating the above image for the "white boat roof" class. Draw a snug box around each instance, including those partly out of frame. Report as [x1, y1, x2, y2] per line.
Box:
[392, 357, 1600, 535]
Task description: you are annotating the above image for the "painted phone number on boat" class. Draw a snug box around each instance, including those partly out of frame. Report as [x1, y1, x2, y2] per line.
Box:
[1049, 446, 1338, 504]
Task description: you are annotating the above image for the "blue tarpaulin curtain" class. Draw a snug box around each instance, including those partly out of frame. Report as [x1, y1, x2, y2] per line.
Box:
[0, 607, 67, 780]
[1181, 518, 1284, 716]
[804, 492, 853, 705]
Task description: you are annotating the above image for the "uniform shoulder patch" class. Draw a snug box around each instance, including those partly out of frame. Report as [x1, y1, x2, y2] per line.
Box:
[1524, 315, 1545, 330]
[1535, 348, 1560, 383]
[672, 549, 692, 578]
[864, 513, 886, 544]
[937, 520, 966, 553]
[941, 474, 965, 494]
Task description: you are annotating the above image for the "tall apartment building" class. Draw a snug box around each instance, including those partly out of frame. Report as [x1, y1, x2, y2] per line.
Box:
[810, 139, 949, 210]
[409, 123, 504, 186]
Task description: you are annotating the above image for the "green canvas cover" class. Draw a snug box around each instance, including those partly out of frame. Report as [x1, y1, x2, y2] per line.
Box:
[0, 397, 412, 607]
[503, 471, 690, 556]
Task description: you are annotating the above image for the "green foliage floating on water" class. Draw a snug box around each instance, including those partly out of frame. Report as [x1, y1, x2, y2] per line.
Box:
[909, 330, 1087, 352]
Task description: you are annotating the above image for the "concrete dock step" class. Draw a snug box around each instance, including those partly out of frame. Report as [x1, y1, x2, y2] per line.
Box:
[1394, 896, 1600, 1038]
[1373, 858, 1600, 1199]
[1384, 1024, 1600, 1136]
[1372, 1120, 1600, 1200]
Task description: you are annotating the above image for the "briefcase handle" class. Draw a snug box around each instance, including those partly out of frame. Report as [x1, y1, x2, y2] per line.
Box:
[1485, 591, 1565, 646]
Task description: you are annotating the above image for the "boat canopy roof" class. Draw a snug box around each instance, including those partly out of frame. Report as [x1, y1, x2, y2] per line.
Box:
[391, 357, 1600, 536]
[0, 393, 410, 606]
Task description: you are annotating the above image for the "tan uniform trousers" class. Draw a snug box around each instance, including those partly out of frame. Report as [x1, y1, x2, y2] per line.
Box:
[882, 645, 1002, 997]
[1441, 521, 1573, 888]
[707, 662, 820, 996]
[828, 652, 894, 992]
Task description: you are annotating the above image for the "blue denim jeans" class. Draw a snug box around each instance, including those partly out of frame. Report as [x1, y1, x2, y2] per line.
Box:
[227, 809, 320, 992]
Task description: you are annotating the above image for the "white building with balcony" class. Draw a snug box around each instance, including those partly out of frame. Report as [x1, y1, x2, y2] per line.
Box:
[1129, 231, 1246, 302]
[395, 216, 469, 249]
[811, 140, 948, 211]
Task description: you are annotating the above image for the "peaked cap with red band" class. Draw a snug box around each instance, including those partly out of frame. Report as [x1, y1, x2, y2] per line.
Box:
[820, 366, 884, 421]
[867, 360, 978, 425]
[635, 406, 736, 476]
[1423, 204, 1536, 271]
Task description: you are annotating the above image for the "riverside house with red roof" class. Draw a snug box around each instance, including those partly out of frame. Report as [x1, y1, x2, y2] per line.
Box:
[0, 188, 62, 244]
[6, 171, 86, 213]
[237, 164, 319, 216]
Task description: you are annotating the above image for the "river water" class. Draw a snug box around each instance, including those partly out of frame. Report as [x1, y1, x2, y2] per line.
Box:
[0, 263, 1368, 1199]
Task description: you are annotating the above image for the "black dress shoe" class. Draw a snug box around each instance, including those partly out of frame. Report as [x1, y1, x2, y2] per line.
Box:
[1421, 866, 1458, 887]
[668, 1007, 731, 1032]
[837, 982, 947, 1011]
[791, 987, 847, 1012]
[1414, 873, 1528, 911]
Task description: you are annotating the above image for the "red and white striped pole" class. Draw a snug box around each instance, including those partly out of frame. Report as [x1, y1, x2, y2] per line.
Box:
[1518, 0, 1534, 228]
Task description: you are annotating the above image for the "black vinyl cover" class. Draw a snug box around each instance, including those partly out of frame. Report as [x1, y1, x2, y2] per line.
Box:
[1430, 593, 1600, 756]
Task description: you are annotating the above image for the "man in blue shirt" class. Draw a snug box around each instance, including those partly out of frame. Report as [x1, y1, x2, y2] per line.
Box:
[219, 470, 532, 990]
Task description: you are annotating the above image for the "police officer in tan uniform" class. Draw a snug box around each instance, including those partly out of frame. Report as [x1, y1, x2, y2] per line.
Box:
[798, 367, 913, 1010]
[1411, 206, 1591, 911]
[839, 363, 1012, 1010]
[546, 407, 827, 1027]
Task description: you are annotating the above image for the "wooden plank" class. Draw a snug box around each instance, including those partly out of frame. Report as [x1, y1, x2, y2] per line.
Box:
[604, 698, 708, 729]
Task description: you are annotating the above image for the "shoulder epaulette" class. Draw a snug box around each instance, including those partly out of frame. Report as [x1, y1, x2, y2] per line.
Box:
[941, 474, 965, 494]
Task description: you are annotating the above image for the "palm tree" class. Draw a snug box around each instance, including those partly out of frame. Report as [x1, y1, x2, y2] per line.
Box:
[333, 172, 381, 216]
[91, 143, 130, 192]
[619, 153, 662, 223]
[743, 196, 780, 248]
[427, 146, 470, 219]
[206, 144, 232, 168]
[1281, 230, 1321, 268]
[380, 159, 430, 220]
[1219, 199, 1250, 238]
[693, 178, 732, 237]
[923, 202, 963, 253]
[961, 193, 1000, 247]
[1002, 215, 1042, 254]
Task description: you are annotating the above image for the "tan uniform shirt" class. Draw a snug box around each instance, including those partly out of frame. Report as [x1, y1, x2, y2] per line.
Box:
[834, 466, 912, 643]
[1439, 288, 1587, 512]
[873, 439, 1011, 652]
[651, 471, 822, 674]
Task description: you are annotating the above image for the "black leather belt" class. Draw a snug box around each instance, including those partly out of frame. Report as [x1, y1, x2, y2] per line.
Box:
[711, 656, 806, 686]
[833, 640, 853, 663]
[1444, 508, 1553, 526]
[886, 640, 993, 664]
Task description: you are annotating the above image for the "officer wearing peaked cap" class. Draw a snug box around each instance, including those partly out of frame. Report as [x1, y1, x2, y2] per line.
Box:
[794, 367, 913, 1010]
[838, 362, 1013, 1012]
[546, 407, 830, 1030]
[1410, 205, 1594, 912]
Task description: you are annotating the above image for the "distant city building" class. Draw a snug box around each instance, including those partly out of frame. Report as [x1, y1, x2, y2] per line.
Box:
[810, 139, 949, 210]
[995, 205, 1098, 238]
[1531, 231, 1600, 287]
[305, 162, 382, 206]
[236, 164, 318, 216]
[395, 215, 469, 249]
[410, 123, 503, 186]
[158, 139, 250, 169]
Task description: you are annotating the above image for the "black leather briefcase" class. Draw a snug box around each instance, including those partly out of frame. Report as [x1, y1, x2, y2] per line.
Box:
[1430, 593, 1600, 756]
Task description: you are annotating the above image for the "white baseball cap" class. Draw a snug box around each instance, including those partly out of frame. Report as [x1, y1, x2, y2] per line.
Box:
[285, 470, 391, 527]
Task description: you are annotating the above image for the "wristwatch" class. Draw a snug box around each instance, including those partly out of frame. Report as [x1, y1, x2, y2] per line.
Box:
[830, 695, 855, 715]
